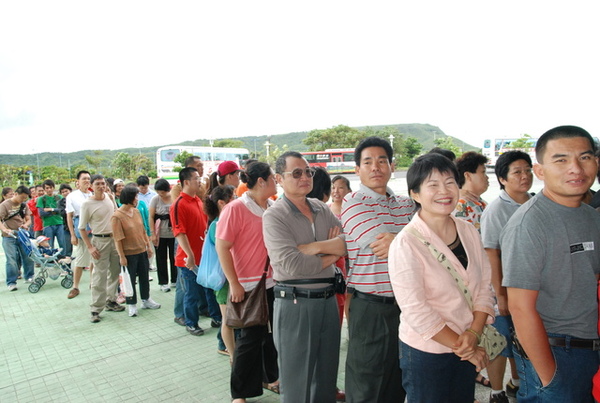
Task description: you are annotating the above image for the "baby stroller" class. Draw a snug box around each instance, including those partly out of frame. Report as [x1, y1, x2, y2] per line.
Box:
[16, 228, 74, 293]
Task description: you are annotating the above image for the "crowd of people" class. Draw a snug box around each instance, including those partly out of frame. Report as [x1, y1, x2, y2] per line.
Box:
[2, 125, 600, 403]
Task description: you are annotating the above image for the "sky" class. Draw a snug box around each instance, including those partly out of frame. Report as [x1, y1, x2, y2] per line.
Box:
[1, 1, 599, 156]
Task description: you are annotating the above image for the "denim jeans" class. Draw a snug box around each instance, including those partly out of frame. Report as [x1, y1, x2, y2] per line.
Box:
[513, 333, 598, 402]
[179, 266, 203, 327]
[3, 235, 35, 286]
[43, 224, 65, 251]
[174, 266, 185, 318]
[400, 341, 476, 403]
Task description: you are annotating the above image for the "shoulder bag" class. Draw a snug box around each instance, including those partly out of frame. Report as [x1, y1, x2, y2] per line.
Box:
[225, 258, 270, 329]
[406, 227, 507, 360]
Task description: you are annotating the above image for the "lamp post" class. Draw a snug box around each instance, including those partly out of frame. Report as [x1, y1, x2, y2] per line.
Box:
[264, 137, 272, 158]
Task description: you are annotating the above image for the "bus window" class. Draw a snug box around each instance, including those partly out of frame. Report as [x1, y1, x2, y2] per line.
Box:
[483, 140, 491, 149]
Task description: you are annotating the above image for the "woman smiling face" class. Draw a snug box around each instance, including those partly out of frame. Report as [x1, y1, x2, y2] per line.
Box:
[411, 169, 459, 219]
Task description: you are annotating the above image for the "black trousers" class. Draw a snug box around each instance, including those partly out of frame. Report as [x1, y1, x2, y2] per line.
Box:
[125, 252, 150, 305]
[230, 287, 279, 399]
[155, 237, 176, 285]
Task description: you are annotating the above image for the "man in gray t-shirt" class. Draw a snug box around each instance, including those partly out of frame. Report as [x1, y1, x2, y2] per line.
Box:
[500, 125, 600, 402]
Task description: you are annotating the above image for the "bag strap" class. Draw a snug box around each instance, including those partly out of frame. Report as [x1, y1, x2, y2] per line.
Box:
[405, 227, 474, 310]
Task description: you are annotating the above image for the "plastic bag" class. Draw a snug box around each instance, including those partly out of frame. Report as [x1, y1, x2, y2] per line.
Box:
[119, 266, 134, 297]
[196, 234, 226, 291]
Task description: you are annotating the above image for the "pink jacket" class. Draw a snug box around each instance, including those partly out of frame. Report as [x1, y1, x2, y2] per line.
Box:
[389, 212, 495, 354]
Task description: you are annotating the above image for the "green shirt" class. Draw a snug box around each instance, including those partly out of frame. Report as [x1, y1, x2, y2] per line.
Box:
[36, 194, 64, 227]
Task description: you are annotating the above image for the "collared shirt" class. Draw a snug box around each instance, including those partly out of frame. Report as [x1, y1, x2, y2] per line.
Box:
[66, 189, 91, 217]
[170, 191, 207, 267]
[389, 213, 495, 354]
[138, 190, 157, 206]
[481, 190, 529, 250]
[341, 184, 414, 296]
[263, 195, 343, 288]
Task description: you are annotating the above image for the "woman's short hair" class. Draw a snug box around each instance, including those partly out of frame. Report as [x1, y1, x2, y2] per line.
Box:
[331, 175, 351, 192]
[407, 153, 459, 207]
[154, 178, 171, 192]
[120, 184, 139, 205]
[494, 151, 532, 189]
[455, 152, 488, 188]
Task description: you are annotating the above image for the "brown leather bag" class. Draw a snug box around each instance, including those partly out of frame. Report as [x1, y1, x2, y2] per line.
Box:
[225, 258, 269, 328]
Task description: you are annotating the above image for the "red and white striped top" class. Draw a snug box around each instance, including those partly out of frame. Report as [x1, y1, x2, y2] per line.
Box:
[341, 184, 415, 296]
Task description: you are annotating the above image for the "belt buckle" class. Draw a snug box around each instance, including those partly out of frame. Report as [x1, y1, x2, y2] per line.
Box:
[593, 340, 600, 351]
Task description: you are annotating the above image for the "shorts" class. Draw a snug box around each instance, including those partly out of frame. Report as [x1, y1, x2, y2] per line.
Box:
[493, 314, 515, 358]
[72, 241, 92, 268]
[215, 281, 229, 305]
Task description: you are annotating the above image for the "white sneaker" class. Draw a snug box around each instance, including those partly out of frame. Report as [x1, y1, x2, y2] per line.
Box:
[160, 284, 171, 292]
[25, 278, 34, 283]
[128, 304, 138, 317]
[8, 284, 17, 291]
[170, 282, 176, 288]
[142, 298, 161, 309]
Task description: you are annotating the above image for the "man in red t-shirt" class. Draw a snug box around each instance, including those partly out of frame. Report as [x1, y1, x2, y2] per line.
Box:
[28, 185, 44, 237]
[170, 167, 208, 336]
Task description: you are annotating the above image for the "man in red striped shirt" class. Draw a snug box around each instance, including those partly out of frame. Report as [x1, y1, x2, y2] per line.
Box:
[341, 137, 415, 403]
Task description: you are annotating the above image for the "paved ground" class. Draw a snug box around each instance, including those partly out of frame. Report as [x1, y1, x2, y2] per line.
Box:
[0, 250, 511, 402]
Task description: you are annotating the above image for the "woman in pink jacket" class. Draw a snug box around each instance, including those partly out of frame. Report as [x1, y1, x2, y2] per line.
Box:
[389, 153, 495, 402]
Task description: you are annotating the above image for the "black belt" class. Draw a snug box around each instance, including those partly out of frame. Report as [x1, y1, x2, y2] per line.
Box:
[353, 290, 397, 305]
[92, 234, 112, 238]
[548, 337, 600, 351]
[274, 285, 335, 300]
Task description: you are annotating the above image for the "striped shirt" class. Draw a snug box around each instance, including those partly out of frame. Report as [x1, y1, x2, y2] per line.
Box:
[341, 184, 415, 295]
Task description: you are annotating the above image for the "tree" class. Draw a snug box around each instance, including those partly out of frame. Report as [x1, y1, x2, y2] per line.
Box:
[402, 136, 423, 159]
[84, 150, 105, 173]
[112, 152, 134, 180]
[506, 134, 534, 150]
[434, 137, 462, 157]
[303, 125, 362, 150]
[214, 139, 244, 148]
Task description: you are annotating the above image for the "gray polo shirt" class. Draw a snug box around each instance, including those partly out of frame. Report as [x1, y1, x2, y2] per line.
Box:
[481, 190, 530, 250]
[263, 195, 343, 287]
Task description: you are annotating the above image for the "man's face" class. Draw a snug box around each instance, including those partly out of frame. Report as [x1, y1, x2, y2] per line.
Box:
[138, 185, 149, 195]
[184, 171, 201, 194]
[44, 185, 54, 197]
[91, 178, 106, 195]
[191, 158, 204, 177]
[78, 174, 91, 191]
[277, 157, 313, 198]
[60, 188, 71, 198]
[355, 146, 393, 195]
[36, 187, 44, 197]
[533, 136, 597, 207]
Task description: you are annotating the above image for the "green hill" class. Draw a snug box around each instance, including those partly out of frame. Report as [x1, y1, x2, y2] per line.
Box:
[0, 123, 477, 168]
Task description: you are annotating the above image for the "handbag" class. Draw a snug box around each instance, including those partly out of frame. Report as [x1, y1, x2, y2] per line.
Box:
[196, 231, 226, 291]
[119, 266, 134, 298]
[406, 227, 507, 360]
[225, 258, 270, 329]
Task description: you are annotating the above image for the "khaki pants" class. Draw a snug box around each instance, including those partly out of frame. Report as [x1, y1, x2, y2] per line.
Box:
[89, 237, 120, 314]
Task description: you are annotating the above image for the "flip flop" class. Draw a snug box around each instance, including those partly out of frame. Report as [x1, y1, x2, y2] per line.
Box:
[475, 373, 491, 388]
[262, 382, 280, 394]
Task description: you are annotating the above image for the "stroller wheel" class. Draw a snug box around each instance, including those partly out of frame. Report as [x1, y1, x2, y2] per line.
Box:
[34, 277, 45, 286]
[61, 277, 74, 289]
[28, 283, 41, 293]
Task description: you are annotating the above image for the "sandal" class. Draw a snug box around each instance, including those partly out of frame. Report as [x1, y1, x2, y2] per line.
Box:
[475, 373, 491, 388]
[262, 382, 280, 394]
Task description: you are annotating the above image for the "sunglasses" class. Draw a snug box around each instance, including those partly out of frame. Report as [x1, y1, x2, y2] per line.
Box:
[282, 168, 315, 179]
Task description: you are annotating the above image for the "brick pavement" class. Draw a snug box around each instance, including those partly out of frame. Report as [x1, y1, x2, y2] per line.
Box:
[0, 250, 510, 402]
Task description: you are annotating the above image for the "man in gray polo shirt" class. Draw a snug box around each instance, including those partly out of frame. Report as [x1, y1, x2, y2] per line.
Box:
[263, 151, 346, 403]
[500, 125, 600, 402]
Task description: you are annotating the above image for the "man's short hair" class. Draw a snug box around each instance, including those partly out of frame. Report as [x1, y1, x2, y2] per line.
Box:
[184, 156, 201, 168]
[428, 147, 456, 162]
[59, 183, 72, 193]
[90, 174, 104, 184]
[15, 185, 31, 196]
[536, 125, 596, 163]
[120, 184, 138, 205]
[179, 167, 198, 184]
[455, 152, 488, 188]
[42, 179, 55, 189]
[136, 175, 150, 187]
[354, 137, 393, 166]
[76, 170, 90, 180]
[275, 151, 304, 175]
[495, 150, 532, 190]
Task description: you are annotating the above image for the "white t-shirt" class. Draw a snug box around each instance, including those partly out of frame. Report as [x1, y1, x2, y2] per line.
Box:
[66, 189, 91, 216]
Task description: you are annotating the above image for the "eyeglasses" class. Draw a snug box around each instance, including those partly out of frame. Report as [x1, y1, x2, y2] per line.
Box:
[282, 168, 315, 179]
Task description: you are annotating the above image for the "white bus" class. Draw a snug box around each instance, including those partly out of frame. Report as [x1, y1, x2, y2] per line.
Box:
[156, 145, 250, 184]
[482, 137, 537, 167]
